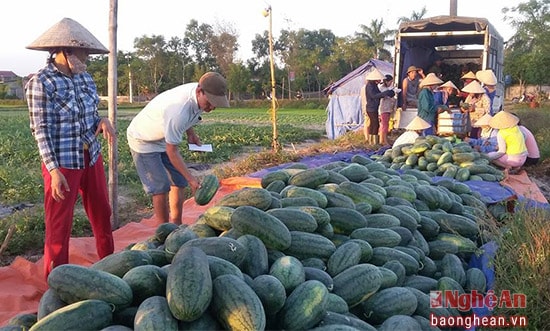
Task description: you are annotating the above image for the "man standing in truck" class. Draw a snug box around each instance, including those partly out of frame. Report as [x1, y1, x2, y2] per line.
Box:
[401, 65, 425, 111]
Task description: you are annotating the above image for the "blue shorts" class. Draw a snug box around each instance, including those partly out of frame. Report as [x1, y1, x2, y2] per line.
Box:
[130, 150, 188, 195]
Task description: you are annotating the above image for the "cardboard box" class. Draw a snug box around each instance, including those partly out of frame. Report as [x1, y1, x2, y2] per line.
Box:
[437, 111, 468, 135]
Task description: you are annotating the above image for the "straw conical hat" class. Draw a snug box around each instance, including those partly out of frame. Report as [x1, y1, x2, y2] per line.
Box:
[473, 113, 493, 127]
[476, 69, 497, 85]
[462, 80, 486, 94]
[439, 80, 459, 91]
[364, 68, 385, 81]
[406, 116, 432, 130]
[419, 73, 443, 87]
[489, 111, 519, 129]
[461, 71, 477, 80]
[27, 18, 108, 54]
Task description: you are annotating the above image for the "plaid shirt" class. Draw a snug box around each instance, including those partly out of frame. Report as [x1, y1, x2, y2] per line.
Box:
[26, 63, 102, 171]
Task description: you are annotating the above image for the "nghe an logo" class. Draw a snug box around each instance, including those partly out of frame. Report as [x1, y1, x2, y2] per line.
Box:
[430, 290, 527, 312]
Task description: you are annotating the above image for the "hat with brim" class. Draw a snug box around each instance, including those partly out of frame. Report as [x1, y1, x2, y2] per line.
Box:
[27, 18, 109, 54]
[439, 80, 460, 91]
[476, 69, 497, 85]
[364, 68, 385, 81]
[406, 66, 419, 74]
[419, 73, 443, 87]
[473, 113, 493, 127]
[489, 111, 519, 129]
[199, 72, 230, 108]
[462, 80, 486, 94]
[406, 116, 432, 130]
[460, 71, 476, 80]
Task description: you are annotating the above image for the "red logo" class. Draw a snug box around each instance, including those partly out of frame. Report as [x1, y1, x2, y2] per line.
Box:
[430, 290, 526, 312]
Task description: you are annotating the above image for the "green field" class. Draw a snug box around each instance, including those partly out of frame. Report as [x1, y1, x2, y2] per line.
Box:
[0, 106, 326, 205]
[0, 105, 328, 259]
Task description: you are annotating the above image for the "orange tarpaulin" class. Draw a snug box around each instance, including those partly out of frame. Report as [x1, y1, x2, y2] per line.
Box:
[501, 170, 548, 204]
[0, 176, 261, 326]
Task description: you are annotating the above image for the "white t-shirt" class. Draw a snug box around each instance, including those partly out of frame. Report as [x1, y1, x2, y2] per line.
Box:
[127, 83, 203, 153]
[392, 131, 420, 148]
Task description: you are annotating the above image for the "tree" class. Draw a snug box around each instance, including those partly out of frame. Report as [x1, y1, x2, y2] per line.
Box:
[331, 36, 373, 72]
[356, 19, 395, 61]
[227, 62, 251, 100]
[134, 35, 168, 94]
[166, 36, 190, 86]
[87, 55, 108, 95]
[184, 20, 216, 70]
[251, 31, 270, 60]
[397, 6, 427, 24]
[503, 0, 550, 86]
[210, 21, 239, 76]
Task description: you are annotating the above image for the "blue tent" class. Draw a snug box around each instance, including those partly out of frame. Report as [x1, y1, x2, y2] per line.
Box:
[324, 59, 393, 139]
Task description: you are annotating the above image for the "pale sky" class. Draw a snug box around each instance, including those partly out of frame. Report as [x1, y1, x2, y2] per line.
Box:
[2, 0, 521, 77]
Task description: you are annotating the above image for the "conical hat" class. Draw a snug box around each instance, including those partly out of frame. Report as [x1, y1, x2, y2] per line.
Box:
[489, 111, 519, 129]
[406, 116, 432, 130]
[476, 69, 497, 85]
[27, 18, 108, 54]
[439, 80, 459, 91]
[462, 80, 486, 94]
[461, 71, 476, 80]
[473, 113, 493, 127]
[364, 68, 385, 81]
[419, 73, 443, 87]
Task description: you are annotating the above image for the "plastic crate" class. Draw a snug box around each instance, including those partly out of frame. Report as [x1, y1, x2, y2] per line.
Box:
[437, 110, 468, 136]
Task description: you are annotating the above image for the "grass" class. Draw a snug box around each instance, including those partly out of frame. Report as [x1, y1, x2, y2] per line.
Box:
[492, 205, 550, 329]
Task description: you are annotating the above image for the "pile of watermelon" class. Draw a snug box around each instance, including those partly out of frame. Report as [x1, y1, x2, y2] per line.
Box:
[7, 137, 505, 330]
[376, 134, 505, 182]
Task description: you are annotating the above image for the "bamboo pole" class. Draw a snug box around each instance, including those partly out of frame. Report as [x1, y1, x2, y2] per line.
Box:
[108, 0, 119, 228]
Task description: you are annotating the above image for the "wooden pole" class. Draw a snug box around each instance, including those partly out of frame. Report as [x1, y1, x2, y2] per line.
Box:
[108, 0, 119, 228]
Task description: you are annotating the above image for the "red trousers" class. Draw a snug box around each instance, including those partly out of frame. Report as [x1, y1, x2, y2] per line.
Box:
[41, 152, 114, 279]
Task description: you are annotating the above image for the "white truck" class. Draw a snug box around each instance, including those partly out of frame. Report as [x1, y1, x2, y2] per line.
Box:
[393, 15, 505, 131]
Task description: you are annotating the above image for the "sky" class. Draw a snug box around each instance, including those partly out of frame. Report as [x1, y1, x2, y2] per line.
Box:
[1, 0, 522, 77]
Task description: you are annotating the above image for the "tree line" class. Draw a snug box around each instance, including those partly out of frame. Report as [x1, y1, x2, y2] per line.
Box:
[84, 1, 549, 101]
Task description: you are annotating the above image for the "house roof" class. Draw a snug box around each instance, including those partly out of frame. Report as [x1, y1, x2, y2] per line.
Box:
[0, 71, 19, 78]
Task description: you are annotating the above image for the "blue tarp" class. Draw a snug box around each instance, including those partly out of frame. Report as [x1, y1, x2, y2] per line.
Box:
[324, 59, 393, 140]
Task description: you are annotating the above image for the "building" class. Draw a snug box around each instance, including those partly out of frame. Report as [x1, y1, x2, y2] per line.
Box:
[0, 71, 24, 99]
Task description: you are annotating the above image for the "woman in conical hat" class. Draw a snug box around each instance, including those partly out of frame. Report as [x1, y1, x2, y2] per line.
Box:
[461, 80, 491, 139]
[458, 69, 477, 102]
[25, 18, 115, 280]
[434, 80, 460, 107]
[363, 68, 395, 146]
[417, 73, 443, 136]
[486, 111, 528, 172]
[466, 113, 498, 153]
[392, 116, 432, 148]
[476, 69, 498, 115]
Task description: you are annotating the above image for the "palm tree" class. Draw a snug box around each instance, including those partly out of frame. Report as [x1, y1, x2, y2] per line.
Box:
[397, 6, 428, 24]
[356, 18, 396, 61]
